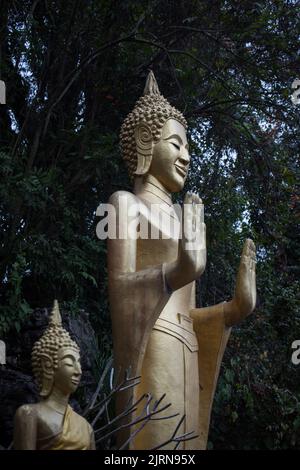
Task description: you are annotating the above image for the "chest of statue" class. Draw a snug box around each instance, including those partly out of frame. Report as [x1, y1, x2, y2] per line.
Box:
[135, 198, 179, 267]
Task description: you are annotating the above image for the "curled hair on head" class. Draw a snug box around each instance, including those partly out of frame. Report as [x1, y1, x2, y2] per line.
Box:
[31, 300, 79, 396]
[120, 71, 187, 179]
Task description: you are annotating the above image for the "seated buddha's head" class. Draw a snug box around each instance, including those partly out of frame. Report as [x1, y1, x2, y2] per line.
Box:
[32, 300, 82, 398]
[120, 71, 190, 192]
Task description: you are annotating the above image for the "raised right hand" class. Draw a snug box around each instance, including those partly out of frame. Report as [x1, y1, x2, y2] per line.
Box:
[165, 192, 206, 290]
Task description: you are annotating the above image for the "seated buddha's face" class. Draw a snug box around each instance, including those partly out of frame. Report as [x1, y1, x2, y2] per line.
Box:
[53, 347, 82, 395]
[149, 118, 190, 192]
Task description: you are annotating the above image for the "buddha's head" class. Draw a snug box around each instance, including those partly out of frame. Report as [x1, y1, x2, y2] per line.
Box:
[120, 71, 190, 192]
[32, 300, 81, 398]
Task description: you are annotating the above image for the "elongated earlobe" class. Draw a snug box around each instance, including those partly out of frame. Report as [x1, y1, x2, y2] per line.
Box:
[134, 123, 153, 175]
[40, 354, 54, 397]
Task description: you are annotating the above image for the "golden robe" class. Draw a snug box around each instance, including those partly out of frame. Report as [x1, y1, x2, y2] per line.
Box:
[38, 405, 93, 450]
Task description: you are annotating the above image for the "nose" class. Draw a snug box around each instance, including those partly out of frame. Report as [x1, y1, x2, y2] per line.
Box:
[179, 148, 190, 167]
[74, 361, 82, 377]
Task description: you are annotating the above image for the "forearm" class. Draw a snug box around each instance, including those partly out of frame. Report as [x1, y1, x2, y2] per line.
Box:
[224, 297, 255, 326]
[164, 259, 200, 291]
[190, 299, 252, 328]
[190, 301, 226, 323]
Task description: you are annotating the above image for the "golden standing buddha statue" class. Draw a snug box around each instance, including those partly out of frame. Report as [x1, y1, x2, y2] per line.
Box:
[13, 300, 95, 450]
[107, 71, 257, 449]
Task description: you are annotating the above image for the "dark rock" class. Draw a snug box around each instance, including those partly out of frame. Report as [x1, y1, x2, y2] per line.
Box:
[0, 368, 38, 448]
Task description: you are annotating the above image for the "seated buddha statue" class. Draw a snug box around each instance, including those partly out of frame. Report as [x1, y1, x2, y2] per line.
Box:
[13, 300, 95, 450]
[107, 71, 257, 449]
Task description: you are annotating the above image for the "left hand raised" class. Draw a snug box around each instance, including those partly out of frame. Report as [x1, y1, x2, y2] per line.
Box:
[224, 239, 257, 326]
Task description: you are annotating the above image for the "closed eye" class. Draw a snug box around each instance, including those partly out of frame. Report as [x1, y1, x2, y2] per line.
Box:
[171, 142, 180, 150]
[64, 361, 74, 367]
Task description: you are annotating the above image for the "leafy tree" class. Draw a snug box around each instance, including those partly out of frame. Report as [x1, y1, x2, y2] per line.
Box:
[0, 0, 299, 448]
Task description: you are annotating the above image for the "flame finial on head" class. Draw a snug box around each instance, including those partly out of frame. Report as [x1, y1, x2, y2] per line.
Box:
[49, 299, 62, 326]
[143, 70, 161, 96]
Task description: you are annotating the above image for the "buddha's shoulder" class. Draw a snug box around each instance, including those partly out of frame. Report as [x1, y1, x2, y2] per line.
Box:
[15, 403, 39, 421]
[109, 190, 142, 217]
[109, 190, 139, 205]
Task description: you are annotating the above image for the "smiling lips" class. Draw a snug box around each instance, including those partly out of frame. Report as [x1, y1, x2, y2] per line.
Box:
[175, 164, 188, 177]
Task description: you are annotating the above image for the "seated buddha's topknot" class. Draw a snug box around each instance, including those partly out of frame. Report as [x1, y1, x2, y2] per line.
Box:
[120, 71, 187, 178]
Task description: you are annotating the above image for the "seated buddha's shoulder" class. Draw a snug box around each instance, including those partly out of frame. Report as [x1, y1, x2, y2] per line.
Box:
[15, 403, 38, 422]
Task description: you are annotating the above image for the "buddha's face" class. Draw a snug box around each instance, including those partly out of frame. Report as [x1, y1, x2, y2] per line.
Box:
[149, 118, 190, 192]
[53, 347, 82, 395]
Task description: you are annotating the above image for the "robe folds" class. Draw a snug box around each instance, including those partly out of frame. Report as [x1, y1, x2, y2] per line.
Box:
[38, 405, 93, 450]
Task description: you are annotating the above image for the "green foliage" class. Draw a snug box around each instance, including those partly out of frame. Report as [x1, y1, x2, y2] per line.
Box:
[0, 0, 299, 448]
